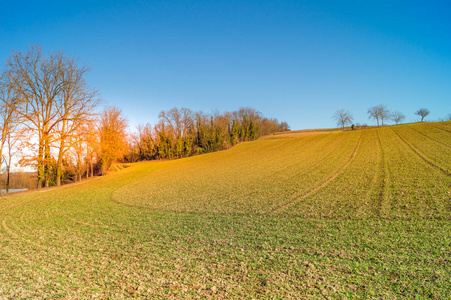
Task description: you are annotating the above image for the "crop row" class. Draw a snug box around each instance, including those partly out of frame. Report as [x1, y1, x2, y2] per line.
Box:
[391, 124, 451, 174]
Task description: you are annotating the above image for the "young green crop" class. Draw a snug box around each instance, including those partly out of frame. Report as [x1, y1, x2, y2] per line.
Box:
[0, 122, 450, 298]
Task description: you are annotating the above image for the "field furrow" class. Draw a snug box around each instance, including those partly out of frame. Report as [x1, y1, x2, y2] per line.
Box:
[375, 129, 390, 217]
[270, 131, 364, 215]
[280, 129, 385, 218]
[196, 133, 357, 214]
[391, 127, 451, 175]
[433, 120, 451, 132]
[408, 124, 451, 147]
[378, 127, 451, 218]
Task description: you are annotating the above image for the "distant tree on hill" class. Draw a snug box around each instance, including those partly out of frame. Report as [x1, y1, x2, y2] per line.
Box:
[333, 109, 353, 131]
[446, 113, 451, 121]
[260, 118, 279, 135]
[368, 105, 389, 126]
[380, 106, 390, 126]
[278, 121, 290, 132]
[415, 108, 430, 122]
[391, 111, 405, 125]
[367, 106, 380, 126]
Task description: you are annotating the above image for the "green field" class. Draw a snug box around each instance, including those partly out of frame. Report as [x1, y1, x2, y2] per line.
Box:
[1, 122, 450, 299]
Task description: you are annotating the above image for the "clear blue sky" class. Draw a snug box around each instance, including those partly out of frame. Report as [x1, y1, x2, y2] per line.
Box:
[1, 0, 450, 130]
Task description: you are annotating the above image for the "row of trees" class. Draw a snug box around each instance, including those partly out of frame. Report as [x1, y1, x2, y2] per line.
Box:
[333, 105, 432, 130]
[126, 107, 288, 162]
[1, 46, 289, 189]
[0, 45, 101, 188]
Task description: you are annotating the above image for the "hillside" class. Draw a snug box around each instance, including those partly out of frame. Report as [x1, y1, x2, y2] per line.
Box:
[113, 121, 451, 218]
[0, 122, 450, 298]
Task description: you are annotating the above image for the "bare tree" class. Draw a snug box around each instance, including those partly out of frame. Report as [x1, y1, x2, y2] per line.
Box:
[379, 105, 390, 126]
[368, 105, 389, 126]
[84, 124, 100, 178]
[446, 113, 451, 121]
[5, 45, 99, 187]
[278, 121, 290, 132]
[159, 108, 181, 138]
[2, 129, 22, 192]
[333, 109, 353, 131]
[260, 118, 279, 136]
[0, 69, 21, 175]
[180, 107, 194, 139]
[415, 108, 430, 122]
[368, 106, 380, 126]
[53, 60, 99, 186]
[7, 46, 63, 187]
[236, 107, 262, 140]
[98, 107, 128, 174]
[159, 107, 196, 158]
[213, 111, 232, 149]
[72, 126, 90, 181]
[391, 111, 405, 125]
[134, 123, 154, 160]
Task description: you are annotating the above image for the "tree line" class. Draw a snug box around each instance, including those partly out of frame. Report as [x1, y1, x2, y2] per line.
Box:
[125, 107, 289, 163]
[0, 46, 289, 189]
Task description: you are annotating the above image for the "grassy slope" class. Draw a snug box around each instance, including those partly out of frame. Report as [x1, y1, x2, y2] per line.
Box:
[0, 122, 450, 299]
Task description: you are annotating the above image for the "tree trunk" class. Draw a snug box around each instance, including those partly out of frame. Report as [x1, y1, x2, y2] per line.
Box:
[44, 130, 51, 188]
[86, 149, 90, 178]
[90, 154, 94, 177]
[56, 140, 65, 186]
[56, 165, 61, 186]
[77, 152, 82, 181]
[37, 141, 44, 188]
[6, 164, 10, 193]
[44, 142, 50, 188]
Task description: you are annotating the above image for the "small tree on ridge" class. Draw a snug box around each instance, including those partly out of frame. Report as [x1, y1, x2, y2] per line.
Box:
[415, 108, 429, 122]
[391, 111, 405, 125]
[333, 109, 353, 131]
[368, 105, 389, 126]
